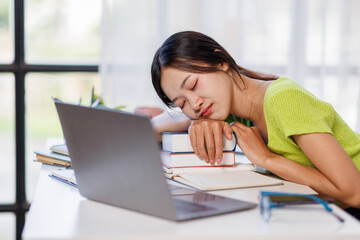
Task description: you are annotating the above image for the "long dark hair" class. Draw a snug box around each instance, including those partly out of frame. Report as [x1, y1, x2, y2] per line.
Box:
[151, 31, 278, 108]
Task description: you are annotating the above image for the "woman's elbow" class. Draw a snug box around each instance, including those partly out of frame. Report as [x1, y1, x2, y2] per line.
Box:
[343, 188, 360, 208]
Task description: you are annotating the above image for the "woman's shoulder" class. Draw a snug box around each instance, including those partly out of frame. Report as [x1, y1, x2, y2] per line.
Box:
[264, 77, 315, 104]
[263, 77, 336, 137]
[266, 77, 302, 96]
[264, 77, 334, 118]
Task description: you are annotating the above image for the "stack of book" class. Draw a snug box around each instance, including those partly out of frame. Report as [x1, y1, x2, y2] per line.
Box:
[161, 132, 238, 173]
[34, 143, 71, 167]
[160, 132, 283, 191]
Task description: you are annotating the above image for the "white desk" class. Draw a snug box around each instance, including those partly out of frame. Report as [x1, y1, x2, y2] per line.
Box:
[23, 164, 360, 240]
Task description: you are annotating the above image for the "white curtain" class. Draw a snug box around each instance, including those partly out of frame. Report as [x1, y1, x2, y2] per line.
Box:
[101, 0, 360, 132]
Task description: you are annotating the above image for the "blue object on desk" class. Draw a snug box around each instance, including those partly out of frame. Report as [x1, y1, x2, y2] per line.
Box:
[49, 174, 78, 188]
[260, 191, 345, 223]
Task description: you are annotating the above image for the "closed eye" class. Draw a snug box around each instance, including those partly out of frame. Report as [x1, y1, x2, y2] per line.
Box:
[173, 100, 185, 109]
[180, 101, 186, 109]
[191, 79, 198, 90]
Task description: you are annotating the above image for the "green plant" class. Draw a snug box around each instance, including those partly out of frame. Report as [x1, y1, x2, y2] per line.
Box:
[89, 86, 126, 110]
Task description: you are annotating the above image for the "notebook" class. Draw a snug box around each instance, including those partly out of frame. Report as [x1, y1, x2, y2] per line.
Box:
[54, 101, 257, 221]
[49, 168, 77, 187]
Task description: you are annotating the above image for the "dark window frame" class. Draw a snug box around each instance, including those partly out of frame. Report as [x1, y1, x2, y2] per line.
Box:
[0, 1, 98, 239]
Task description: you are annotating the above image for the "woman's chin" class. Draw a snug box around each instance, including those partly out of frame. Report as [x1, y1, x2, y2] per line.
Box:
[207, 114, 228, 121]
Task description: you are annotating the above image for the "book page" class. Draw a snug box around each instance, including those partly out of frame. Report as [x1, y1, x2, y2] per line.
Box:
[165, 163, 254, 175]
[51, 169, 77, 184]
[175, 171, 283, 191]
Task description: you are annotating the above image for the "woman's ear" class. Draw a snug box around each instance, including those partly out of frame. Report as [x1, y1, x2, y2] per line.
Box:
[219, 62, 230, 72]
[214, 49, 230, 72]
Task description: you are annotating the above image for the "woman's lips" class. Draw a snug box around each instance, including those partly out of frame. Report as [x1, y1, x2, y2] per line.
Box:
[201, 104, 213, 117]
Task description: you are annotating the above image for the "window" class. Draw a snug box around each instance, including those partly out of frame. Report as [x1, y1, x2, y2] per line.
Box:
[0, 74, 15, 204]
[25, 72, 100, 201]
[25, 0, 101, 64]
[0, 0, 14, 63]
[0, 1, 101, 240]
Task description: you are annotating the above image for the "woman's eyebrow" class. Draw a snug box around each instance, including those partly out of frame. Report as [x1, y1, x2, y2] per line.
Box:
[171, 74, 191, 103]
[180, 74, 191, 89]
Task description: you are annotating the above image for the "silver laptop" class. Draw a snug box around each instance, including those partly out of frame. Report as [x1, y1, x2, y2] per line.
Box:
[55, 101, 256, 221]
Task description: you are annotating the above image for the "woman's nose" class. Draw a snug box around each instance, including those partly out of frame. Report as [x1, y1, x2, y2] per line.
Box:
[190, 95, 203, 111]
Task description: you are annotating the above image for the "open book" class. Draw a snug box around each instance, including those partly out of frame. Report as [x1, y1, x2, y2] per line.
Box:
[167, 171, 283, 191]
[163, 162, 254, 175]
[164, 153, 283, 191]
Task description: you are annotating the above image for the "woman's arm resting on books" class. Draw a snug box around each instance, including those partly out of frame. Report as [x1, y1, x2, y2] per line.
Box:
[151, 112, 191, 141]
[188, 119, 233, 166]
[231, 121, 360, 207]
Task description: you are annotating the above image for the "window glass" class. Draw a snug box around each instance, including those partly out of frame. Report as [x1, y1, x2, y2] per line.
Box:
[165, 0, 291, 67]
[25, 72, 100, 201]
[0, 213, 15, 240]
[0, 74, 15, 203]
[0, 0, 14, 63]
[306, 0, 360, 66]
[348, 0, 360, 66]
[25, 0, 101, 64]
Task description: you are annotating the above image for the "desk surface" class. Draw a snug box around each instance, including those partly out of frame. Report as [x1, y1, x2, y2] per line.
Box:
[23, 164, 360, 240]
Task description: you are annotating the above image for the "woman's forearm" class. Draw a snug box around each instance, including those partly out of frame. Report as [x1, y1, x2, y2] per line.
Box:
[230, 123, 360, 207]
[263, 153, 358, 206]
[151, 112, 191, 141]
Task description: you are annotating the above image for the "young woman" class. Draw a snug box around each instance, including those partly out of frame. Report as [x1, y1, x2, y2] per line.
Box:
[151, 31, 360, 214]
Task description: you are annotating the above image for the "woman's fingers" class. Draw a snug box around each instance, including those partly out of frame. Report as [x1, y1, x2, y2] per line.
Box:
[214, 134, 223, 165]
[188, 127, 199, 157]
[223, 122, 234, 140]
[204, 125, 224, 165]
[230, 121, 271, 167]
[204, 129, 215, 164]
[189, 125, 208, 162]
[232, 126, 241, 140]
[188, 119, 232, 165]
[230, 121, 247, 130]
[214, 126, 224, 165]
[197, 128, 209, 162]
[231, 122, 247, 151]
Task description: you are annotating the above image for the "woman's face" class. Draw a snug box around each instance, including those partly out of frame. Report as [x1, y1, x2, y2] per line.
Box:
[161, 67, 233, 120]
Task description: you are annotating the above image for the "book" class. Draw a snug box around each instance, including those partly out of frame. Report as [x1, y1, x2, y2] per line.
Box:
[49, 169, 77, 187]
[162, 132, 236, 153]
[168, 171, 283, 191]
[50, 143, 69, 156]
[34, 150, 71, 167]
[163, 162, 254, 175]
[160, 151, 235, 168]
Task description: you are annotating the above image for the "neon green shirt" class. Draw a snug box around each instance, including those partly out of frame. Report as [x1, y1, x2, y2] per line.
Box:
[264, 77, 360, 171]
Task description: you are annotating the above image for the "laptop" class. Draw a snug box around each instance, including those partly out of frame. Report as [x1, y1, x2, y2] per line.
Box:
[55, 101, 257, 221]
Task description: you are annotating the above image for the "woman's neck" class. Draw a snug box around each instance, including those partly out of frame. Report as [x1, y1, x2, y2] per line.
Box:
[230, 75, 272, 124]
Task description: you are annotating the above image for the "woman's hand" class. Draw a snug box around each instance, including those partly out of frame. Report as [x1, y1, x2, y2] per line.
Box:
[134, 106, 164, 118]
[188, 119, 233, 165]
[230, 121, 273, 167]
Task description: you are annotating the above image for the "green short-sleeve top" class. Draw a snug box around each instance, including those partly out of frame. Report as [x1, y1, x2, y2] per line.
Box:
[264, 77, 360, 171]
